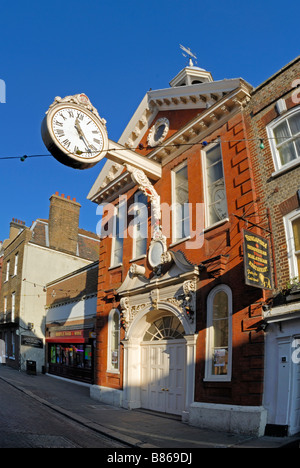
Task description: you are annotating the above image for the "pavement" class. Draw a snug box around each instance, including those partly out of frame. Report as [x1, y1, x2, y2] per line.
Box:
[0, 364, 299, 449]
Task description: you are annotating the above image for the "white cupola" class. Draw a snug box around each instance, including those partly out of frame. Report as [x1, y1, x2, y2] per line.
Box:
[170, 46, 213, 87]
[169, 65, 213, 87]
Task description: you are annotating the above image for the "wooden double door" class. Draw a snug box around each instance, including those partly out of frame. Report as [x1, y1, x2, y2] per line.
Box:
[141, 340, 186, 415]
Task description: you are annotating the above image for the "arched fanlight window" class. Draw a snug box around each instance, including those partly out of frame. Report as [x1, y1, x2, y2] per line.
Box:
[143, 316, 185, 341]
[107, 309, 120, 372]
[205, 285, 232, 381]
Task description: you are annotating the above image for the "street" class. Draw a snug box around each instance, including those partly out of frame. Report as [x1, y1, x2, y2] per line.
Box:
[0, 378, 127, 448]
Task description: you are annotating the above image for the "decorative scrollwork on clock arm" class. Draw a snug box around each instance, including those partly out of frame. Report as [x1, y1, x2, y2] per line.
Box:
[119, 297, 131, 330]
[125, 164, 161, 232]
[47, 94, 107, 127]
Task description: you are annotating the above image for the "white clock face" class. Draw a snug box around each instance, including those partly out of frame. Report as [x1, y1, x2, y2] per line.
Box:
[51, 107, 104, 158]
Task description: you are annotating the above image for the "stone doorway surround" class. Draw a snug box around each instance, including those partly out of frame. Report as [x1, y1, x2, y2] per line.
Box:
[91, 250, 199, 419]
[119, 250, 199, 418]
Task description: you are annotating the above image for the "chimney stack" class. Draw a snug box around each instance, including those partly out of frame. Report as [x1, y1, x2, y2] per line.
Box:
[48, 193, 81, 256]
[9, 218, 26, 240]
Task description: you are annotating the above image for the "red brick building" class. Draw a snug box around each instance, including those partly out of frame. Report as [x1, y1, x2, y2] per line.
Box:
[245, 56, 300, 436]
[88, 63, 269, 435]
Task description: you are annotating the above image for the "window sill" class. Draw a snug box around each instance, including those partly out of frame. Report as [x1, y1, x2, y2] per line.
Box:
[108, 263, 123, 271]
[271, 158, 300, 178]
[203, 376, 231, 383]
[204, 217, 229, 232]
[130, 254, 147, 263]
[106, 369, 120, 375]
[169, 236, 191, 248]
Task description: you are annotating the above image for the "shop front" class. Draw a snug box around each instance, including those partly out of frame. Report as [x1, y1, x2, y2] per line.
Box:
[46, 330, 95, 384]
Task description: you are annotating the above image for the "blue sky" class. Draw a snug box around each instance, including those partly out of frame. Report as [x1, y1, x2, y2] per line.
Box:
[0, 0, 299, 243]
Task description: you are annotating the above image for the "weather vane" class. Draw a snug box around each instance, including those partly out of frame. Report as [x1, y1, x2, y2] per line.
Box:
[180, 44, 197, 67]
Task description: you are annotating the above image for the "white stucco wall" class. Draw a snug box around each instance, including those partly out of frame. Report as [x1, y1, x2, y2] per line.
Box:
[46, 295, 97, 324]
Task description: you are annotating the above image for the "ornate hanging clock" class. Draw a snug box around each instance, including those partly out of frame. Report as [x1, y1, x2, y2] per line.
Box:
[41, 93, 108, 169]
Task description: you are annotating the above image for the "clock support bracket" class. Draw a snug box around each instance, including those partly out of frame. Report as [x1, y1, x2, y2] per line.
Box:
[106, 139, 161, 181]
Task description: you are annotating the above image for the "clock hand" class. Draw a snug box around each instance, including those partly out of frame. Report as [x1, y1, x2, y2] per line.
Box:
[75, 119, 91, 153]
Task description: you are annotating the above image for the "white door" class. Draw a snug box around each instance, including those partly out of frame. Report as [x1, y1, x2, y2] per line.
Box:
[274, 336, 300, 434]
[141, 340, 186, 415]
[275, 339, 291, 426]
[289, 337, 300, 434]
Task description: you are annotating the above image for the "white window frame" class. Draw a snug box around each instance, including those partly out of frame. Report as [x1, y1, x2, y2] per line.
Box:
[11, 292, 16, 322]
[267, 106, 300, 174]
[5, 261, 10, 282]
[205, 284, 232, 382]
[284, 208, 300, 279]
[110, 201, 126, 268]
[107, 308, 120, 373]
[13, 253, 18, 276]
[202, 142, 228, 229]
[131, 191, 148, 261]
[4, 297, 7, 322]
[171, 161, 190, 244]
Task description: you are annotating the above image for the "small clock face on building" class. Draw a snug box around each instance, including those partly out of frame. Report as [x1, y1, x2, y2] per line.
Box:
[41, 95, 108, 170]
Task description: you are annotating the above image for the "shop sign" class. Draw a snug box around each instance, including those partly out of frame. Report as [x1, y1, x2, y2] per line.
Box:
[55, 330, 83, 338]
[243, 229, 272, 290]
[21, 335, 43, 349]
